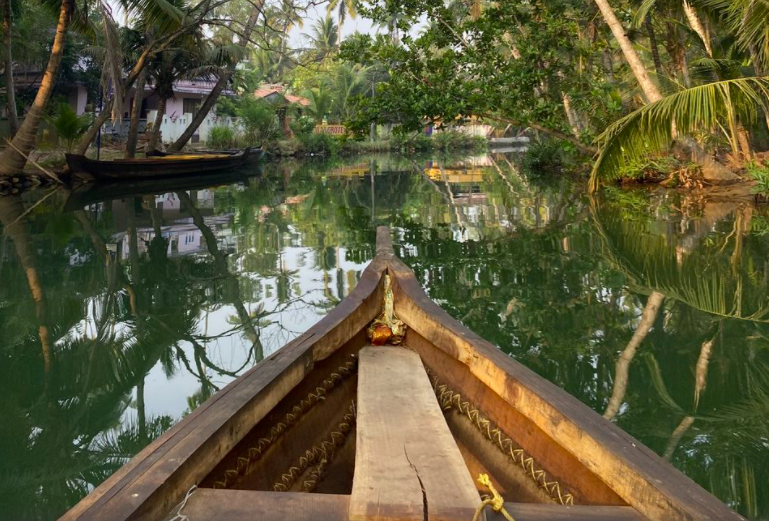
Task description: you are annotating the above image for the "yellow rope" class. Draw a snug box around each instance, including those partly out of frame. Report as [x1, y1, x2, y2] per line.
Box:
[472, 474, 515, 521]
[212, 359, 357, 489]
[426, 369, 574, 506]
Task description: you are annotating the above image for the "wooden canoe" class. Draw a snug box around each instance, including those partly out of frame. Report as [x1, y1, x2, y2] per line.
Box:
[65, 148, 256, 180]
[58, 227, 745, 521]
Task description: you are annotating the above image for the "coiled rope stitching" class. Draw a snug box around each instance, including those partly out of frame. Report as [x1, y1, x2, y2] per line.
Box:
[426, 369, 574, 506]
[273, 400, 356, 492]
[212, 359, 357, 489]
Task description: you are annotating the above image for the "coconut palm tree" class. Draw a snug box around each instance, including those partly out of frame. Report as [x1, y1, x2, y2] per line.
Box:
[306, 15, 338, 59]
[0, 0, 73, 176]
[326, 0, 356, 33]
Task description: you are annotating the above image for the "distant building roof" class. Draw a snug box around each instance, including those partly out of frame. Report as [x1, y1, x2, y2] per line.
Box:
[253, 84, 311, 107]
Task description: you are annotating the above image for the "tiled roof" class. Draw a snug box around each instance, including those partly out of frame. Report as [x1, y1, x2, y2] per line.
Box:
[254, 84, 311, 106]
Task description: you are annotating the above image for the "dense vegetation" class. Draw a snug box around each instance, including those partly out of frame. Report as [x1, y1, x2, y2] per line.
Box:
[340, 0, 769, 189]
[4, 0, 768, 188]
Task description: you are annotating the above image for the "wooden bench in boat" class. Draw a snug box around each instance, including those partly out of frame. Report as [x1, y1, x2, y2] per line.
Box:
[173, 489, 647, 521]
[349, 345, 480, 521]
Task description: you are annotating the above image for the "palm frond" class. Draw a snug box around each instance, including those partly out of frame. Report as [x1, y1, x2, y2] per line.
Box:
[590, 77, 769, 191]
[631, 0, 658, 29]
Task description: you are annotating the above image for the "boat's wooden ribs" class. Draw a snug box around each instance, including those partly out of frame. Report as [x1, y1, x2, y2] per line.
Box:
[349, 346, 481, 521]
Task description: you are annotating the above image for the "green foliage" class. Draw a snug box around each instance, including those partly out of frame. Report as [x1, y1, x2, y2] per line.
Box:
[590, 77, 769, 191]
[207, 125, 236, 149]
[290, 116, 316, 137]
[389, 130, 487, 153]
[746, 160, 769, 194]
[520, 138, 581, 177]
[236, 96, 281, 146]
[45, 103, 92, 152]
[298, 133, 341, 155]
[616, 155, 682, 182]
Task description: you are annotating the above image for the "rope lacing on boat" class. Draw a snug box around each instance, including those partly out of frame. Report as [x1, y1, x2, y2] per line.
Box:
[273, 401, 356, 492]
[426, 368, 575, 506]
[212, 358, 357, 489]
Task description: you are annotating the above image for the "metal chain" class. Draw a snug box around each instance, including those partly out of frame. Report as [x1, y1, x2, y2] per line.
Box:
[212, 358, 357, 489]
[426, 369, 575, 506]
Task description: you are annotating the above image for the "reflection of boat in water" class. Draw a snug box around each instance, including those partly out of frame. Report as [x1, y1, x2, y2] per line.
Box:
[66, 148, 259, 180]
[63, 168, 261, 211]
[328, 163, 370, 177]
[425, 166, 485, 184]
[60, 227, 742, 521]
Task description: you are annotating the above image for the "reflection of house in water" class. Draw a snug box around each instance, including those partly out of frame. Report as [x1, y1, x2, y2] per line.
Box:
[95, 189, 234, 260]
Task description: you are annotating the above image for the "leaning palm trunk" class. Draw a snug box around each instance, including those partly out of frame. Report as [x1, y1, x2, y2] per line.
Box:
[73, 99, 113, 156]
[603, 291, 665, 420]
[125, 69, 148, 158]
[0, 0, 72, 175]
[682, 0, 713, 58]
[591, 0, 737, 190]
[167, 1, 264, 152]
[592, 0, 663, 103]
[148, 97, 167, 151]
[167, 70, 232, 152]
[2, 0, 19, 137]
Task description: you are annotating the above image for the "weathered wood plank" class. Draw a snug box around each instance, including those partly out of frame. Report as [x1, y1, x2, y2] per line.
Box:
[349, 346, 480, 521]
[165, 489, 350, 521]
[166, 489, 645, 521]
[384, 250, 745, 521]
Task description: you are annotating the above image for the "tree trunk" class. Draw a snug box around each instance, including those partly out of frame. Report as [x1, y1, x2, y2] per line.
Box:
[603, 291, 665, 420]
[682, 0, 712, 58]
[125, 68, 147, 158]
[562, 93, 583, 137]
[0, 0, 72, 175]
[0, 196, 53, 377]
[176, 191, 264, 361]
[166, 71, 231, 152]
[644, 16, 664, 78]
[148, 96, 166, 151]
[73, 98, 113, 156]
[167, 1, 264, 152]
[592, 0, 663, 103]
[2, 0, 19, 137]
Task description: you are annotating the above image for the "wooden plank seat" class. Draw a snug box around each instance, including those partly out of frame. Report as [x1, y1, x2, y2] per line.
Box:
[166, 489, 646, 521]
[349, 346, 481, 521]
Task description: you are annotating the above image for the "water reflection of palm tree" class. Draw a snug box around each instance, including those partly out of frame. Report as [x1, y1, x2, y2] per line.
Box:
[0, 195, 54, 378]
[176, 191, 264, 361]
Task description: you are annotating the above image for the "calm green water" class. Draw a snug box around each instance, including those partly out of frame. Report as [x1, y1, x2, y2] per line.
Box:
[1, 153, 768, 520]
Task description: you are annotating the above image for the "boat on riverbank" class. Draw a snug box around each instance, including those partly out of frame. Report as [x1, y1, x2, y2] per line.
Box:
[58, 227, 744, 521]
[65, 148, 257, 181]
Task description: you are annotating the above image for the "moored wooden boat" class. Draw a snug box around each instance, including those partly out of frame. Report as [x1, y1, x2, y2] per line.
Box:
[65, 148, 255, 180]
[145, 148, 266, 161]
[58, 227, 745, 521]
